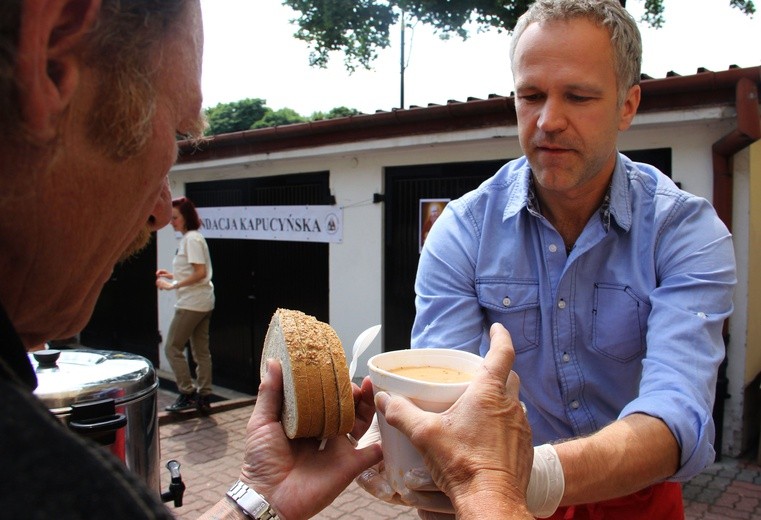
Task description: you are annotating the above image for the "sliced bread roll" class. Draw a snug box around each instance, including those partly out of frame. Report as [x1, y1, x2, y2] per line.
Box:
[315, 319, 341, 439]
[326, 327, 355, 436]
[291, 310, 326, 438]
[260, 308, 354, 439]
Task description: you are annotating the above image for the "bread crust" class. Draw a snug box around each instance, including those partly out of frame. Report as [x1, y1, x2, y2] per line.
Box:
[260, 308, 352, 439]
[316, 320, 341, 439]
[326, 327, 355, 436]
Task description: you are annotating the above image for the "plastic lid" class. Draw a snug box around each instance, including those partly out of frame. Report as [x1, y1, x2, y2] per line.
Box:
[30, 349, 157, 414]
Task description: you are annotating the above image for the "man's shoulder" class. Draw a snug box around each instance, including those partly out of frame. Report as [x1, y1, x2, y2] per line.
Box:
[619, 154, 727, 235]
[455, 157, 529, 208]
[620, 154, 683, 197]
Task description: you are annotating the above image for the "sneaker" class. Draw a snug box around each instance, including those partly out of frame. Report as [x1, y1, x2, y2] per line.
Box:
[196, 394, 212, 415]
[165, 392, 197, 412]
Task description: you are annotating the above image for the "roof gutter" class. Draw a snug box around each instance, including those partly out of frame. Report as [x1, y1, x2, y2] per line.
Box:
[711, 76, 761, 231]
[178, 66, 761, 164]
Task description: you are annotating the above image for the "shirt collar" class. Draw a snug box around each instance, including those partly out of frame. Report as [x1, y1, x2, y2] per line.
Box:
[507, 153, 632, 233]
[608, 154, 633, 231]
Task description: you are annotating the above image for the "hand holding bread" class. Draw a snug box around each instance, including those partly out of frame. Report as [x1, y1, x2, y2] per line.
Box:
[222, 308, 382, 520]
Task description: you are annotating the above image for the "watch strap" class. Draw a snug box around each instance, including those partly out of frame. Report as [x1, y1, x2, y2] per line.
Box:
[226, 480, 280, 519]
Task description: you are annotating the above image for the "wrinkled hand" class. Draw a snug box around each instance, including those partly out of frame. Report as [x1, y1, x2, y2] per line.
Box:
[354, 416, 412, 507]
[375, 324, 534, 517]
[355, 456, 456, 513]
[354, 404, 454, 511]
[238, 359, 383, 520]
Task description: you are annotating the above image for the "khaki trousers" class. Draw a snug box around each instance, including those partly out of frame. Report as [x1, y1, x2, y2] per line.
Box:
[165, 308, 213, 396]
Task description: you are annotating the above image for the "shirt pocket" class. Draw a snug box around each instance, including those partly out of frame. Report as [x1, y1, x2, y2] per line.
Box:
[476, 279, 540, 353]
[592, 283, 650, 362]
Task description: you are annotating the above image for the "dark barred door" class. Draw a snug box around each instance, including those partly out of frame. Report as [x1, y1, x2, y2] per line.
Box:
[187, 172, 330, 394]
[80, 239, 160, 364]
[383, 159, 508, 353]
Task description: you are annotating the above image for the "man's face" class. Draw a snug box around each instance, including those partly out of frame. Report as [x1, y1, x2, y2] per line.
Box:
[512, 19, 639, 200]
[20, 1, 204, 344]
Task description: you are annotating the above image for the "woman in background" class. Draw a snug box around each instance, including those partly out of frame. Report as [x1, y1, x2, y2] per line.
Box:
[157, 197, 216, 414]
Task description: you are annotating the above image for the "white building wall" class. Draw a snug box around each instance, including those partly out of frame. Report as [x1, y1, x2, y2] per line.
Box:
[727, 146, 751, 457]
[163, 106, 750, 456]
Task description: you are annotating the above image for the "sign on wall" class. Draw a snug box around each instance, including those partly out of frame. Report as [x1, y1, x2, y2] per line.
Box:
[197, 206, 343, 243]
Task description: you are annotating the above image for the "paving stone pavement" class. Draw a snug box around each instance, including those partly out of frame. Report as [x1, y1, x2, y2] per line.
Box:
[157, 389, 761, 519]
[681, 455, 761, 520]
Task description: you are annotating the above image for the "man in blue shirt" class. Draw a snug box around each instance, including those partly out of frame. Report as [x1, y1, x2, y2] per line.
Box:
[408, 0, 736, 518]
[0, 2, 537, 518]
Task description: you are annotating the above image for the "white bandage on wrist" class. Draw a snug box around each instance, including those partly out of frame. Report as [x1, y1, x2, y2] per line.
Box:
[527, 443, 565, 518]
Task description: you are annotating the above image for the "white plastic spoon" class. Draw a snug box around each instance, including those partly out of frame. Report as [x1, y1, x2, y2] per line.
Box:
[348, 324, 382, 380]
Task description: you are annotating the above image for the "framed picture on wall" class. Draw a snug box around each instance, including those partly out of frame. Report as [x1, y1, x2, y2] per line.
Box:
[419, 198, 450, 253]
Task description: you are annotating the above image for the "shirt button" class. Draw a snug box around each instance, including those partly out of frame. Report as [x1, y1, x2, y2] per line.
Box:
[558, 299, 566, 309]
[697, 312, 707, 319]
[570, 400, 580, 409]
[502, 297, 511, 307]
[549, 244, 558, 253]
[562, 353, 570, 363]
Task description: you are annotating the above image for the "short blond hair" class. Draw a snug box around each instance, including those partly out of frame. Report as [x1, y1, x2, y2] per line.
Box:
[510, 0, 642, 106]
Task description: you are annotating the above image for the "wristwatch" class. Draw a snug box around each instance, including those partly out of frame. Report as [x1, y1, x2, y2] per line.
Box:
[170, 280, 179, 289]
[226, 480, 280, 519]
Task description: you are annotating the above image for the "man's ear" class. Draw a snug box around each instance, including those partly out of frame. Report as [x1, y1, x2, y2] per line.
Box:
[618, 84, 641, 132]
[15, 0, 102, 141]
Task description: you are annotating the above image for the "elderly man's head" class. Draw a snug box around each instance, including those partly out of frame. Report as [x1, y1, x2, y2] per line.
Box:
[2, 1, 205, 150]
[0, 0, 205, 347]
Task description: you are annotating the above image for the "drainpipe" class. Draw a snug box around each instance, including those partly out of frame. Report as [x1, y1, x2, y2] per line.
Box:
[710, 77, 760, 460]
[712, 77, 761, 230]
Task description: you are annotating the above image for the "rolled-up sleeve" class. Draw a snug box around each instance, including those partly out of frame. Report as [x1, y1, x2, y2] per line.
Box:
[619, 195, 736, 480]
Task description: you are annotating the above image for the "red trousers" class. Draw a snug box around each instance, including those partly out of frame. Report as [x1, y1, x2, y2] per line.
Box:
[546, 482, 684, 519]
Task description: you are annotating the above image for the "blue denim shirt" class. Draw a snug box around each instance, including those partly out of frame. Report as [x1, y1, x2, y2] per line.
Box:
[412, 153, 736, 481]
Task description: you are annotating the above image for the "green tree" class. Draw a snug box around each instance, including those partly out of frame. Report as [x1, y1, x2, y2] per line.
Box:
[202, 99, 364, 135]
[310, 106, 362, 121]
[204, 98, 268, 135]
[252, 107, 308, 128]
[284, 0, 755, 72]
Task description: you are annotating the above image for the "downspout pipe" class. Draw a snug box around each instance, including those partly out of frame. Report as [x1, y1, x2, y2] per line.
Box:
[712, 77, 760, 230]
[710, 76, 760, 459]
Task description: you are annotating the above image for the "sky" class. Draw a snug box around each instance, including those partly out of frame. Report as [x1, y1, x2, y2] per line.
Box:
[199, 0, 761, 116]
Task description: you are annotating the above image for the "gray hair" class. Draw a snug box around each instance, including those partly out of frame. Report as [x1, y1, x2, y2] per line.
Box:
[1, 0, 188, 157]
[509, 0, 642, 106]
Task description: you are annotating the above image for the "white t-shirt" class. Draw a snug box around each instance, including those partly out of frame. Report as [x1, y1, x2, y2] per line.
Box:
[172, 230, 215, 312]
